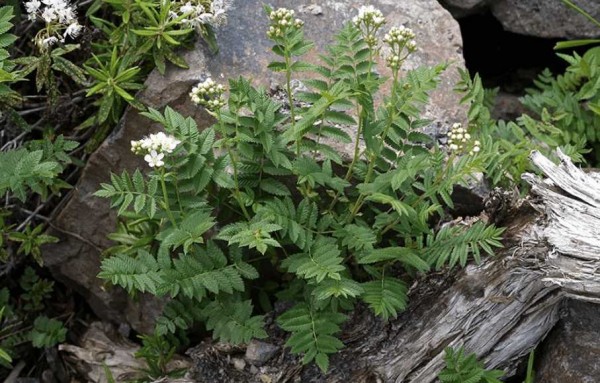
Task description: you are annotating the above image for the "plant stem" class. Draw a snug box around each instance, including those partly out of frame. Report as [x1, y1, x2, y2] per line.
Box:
[348, 70, 400, 222]
[217, 110, 251, 221]
[284, 53, 299, 155]
[159, 169, 177, 226]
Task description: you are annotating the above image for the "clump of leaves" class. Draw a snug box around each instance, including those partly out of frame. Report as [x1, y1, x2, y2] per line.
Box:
[134, 332, 186, 382]
[0, 6, 21, 115]
[455, 68, 587, 189]
[438, 347, 504, 383]
[29, 316, 67, 349]
[0, 268, 67, 367]
[96, 6, 504, 373]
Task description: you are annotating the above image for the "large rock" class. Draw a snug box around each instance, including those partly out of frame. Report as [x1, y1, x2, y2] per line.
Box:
[43, 0, 467, 332]
[442, 0, 600, 39]
[441, 0, 490, 14]
[491, 0, 600, 39]
[536, 300, 600, 382]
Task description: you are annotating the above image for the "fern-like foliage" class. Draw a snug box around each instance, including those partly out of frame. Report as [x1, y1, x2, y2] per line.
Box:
[361, 274, 408, 320]
[203, 296, 268, 344]
[455, 67, 588, 188]
[217, 220, 282, 255]
[256, 197, 318, 250]
[423, 222, 504, 270]
[282, 236, 346, 283]
[0, 147, 66, 202]
[278, 303, 346, 372]
[98, 250, 162, 295]
[0, 5, 21, 115]
[438, 347, 504, 383]
[522, 47, 600, 162]
[160, 241, 252, 300]
[95, 170, 159, 217]
[155, 296, 204, 335]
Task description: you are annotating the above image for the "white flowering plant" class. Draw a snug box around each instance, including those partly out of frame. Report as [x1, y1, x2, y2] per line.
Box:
[0, 0, 233, 373]
[12, 0, 87, 105]
[95, 6, 505, 374]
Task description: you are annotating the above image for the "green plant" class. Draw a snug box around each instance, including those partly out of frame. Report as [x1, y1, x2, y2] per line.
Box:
[134, 332, 185, 381]
[8, 225, 58, 266]
[13, 1, 87, 105]
[523, 351, 535, 383]
[130, 0, 194, 73]
[78, 0, 231, 137]
[84, 47, 144, 125]
[0, 0, 232, 377]
[438, 347, 505, 383]
[0, 308, 11, 365]
[0, 135, 77, 265]
[95, 6, 504, 372]
[19, 267, 54, 312]
[0, 5, 22, 117]
[455, 69, 587, 189]
[0, 268, 66, 364]
[508, 0, 600, 165]
[29, 316, 66, 348]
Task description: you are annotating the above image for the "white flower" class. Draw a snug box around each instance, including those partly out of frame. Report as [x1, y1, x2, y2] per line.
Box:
[162, 136, 181, 153]
[132, 132, 180, 159]
[64, 22, 82, 39]
[353, 5, 385, 27]
[41, 36, 58, 48]
[41, 7, 56, 22]
[448, 123, 481, 154]
[144, 150, 165, 168]
[55, 6, 76, 24]
[25, 0, 42, 15]
[181, 2, 195, 14]
[190, 77, 226, 110]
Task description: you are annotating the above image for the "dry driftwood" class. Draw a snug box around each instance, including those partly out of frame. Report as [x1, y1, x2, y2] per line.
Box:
[59, 322, 191, 383]
[185, 149, 600, 383]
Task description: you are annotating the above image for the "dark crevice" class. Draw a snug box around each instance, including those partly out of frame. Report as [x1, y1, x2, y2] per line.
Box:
[456, 11, 569, 94]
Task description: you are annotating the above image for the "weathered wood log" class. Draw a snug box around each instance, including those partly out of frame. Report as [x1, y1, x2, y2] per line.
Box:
[185, 149, 600, 383]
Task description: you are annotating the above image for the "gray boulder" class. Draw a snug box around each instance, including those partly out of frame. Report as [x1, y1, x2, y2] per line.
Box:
[442, 0, 600, 39]
[491, 0, 600, 39]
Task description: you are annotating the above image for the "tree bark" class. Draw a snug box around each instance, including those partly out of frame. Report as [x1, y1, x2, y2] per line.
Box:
[185, 149, 600, 383]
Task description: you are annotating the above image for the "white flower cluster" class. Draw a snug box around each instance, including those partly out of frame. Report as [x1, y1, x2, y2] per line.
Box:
[447, 123, 480, 155]
[266, 8, 304, 39]
[353, 5, 385, 28]
[352, 6, 386, 48]
[190, 78, 226, 111]
[172, 0, 232, 29]
[25, 0, 83, 50]
[384, 26, 417, 69]
[131, 132, 181, 168]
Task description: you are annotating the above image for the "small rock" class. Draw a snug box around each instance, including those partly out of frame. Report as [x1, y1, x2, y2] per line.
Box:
[40, 370, 55, 383]
[232, 358, 246, 371]
[536, 300, 600, 382]
[245, 340, 279, 366]
[299, 4, 323, 15]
